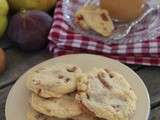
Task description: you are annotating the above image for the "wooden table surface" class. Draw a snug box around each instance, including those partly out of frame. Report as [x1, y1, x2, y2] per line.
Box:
[0, 40, 160, 120]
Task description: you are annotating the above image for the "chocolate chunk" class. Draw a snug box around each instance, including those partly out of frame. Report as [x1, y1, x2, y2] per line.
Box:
[66, 66, 77, 72]
[104, 69, 114, 78]
[101, 13, 109, 21]
[86, 93, 90, 99]
[112, 105, 120, 112]
[65, 78, 71, 83]
[77, 15, 84, 21]
[58, 75, 64, 79]
[37, 89, 42, 95]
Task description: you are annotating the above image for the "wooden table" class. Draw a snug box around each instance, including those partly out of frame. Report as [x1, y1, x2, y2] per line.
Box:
[0, 40, 160, 120]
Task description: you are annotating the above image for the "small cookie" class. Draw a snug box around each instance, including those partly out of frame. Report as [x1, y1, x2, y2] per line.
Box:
[27, 108, 64, 120]
[31, 93, 82, 118]
[26, 63, 82, 98]
[76, 68, 137, 120]
[75, 6, 114, 37]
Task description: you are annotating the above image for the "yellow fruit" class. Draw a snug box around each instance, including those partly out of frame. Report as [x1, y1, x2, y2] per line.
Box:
[0, 0, 8, 38]
[0, 16, 8, 38]
[0, 0, 9, 15]
[8, 0, 57, 11]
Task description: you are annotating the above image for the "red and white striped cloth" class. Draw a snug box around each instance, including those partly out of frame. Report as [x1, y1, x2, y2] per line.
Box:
[48, 0, 160, 66]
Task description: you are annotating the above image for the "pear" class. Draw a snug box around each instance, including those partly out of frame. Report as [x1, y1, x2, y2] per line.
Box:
[8, 0, 57, 11]
[0, 0, 9, 38]
[0, 16, 8, 38]
[0, 0, 9, 15]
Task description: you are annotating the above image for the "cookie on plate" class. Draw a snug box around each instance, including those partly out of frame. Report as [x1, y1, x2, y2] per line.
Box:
[27, 108, 98, 120]
[26, 63, 82, 98]
[72, 113, 98, 120]
[27, 108, 64, 120]
[75, 6, 114, 37]
[30, 93, 82, 118]
[76, 68, 137, 120]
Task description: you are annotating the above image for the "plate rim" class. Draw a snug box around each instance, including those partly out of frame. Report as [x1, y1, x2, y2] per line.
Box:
[5, 53, 151, 120]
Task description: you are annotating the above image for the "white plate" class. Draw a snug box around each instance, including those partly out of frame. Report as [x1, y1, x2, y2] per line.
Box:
[5, 54, 150, 120]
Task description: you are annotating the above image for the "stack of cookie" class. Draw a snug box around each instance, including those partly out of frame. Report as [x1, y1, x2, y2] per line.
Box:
[26, 63, 137, 120]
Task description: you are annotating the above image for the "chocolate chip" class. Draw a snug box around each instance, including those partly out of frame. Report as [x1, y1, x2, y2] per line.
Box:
[101, 13, 109, 21]
[97, 72, 106, 79]
[104, 69, 114, 78]
[77, 15, 84, 21]
[65, 78, 70, 83]
[112, 105, 120, 108]
[112, 105, 120, 112]
[36, 114, 44, 119]
[58, 75, 64, 79]
[86, 93, 90, 99]
[66, 66, 77, 72]
[37, 89, 42, 95]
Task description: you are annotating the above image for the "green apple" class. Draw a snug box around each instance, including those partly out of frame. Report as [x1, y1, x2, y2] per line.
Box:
[8, 0, 57, 11]
[0, 0, 9, 15]
[0, 16, 8, 38]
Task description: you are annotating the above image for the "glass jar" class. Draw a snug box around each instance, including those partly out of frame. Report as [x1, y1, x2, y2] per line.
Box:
[100, 0, 146, 22]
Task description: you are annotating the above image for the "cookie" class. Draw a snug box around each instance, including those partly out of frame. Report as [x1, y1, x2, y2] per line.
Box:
[30, 93, 82, 118]
[27, 108, 64, 120]
[75, 6, 114, 37]
[26, 63, 82, 98]
[27, 107, 98, 120]
[76, 68, 137, 120]
[75, 6, 93, 30]
[72, 113, 98, 120]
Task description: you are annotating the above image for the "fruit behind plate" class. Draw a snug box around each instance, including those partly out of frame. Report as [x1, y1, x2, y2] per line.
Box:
[8, 0, 57, 11]
[7, 10, 52, 52]
[0, 0, 9, 38]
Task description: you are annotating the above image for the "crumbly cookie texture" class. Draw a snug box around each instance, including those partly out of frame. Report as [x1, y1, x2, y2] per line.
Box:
[26, 63, 82, 98]
[76, 68, 137, 120]
[72, 113, 98, 120]
[27, 108, 64, 120]
[27, 108, 99, 120]
[75, 6, 114, 37]
[30, 93, 82, 118]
